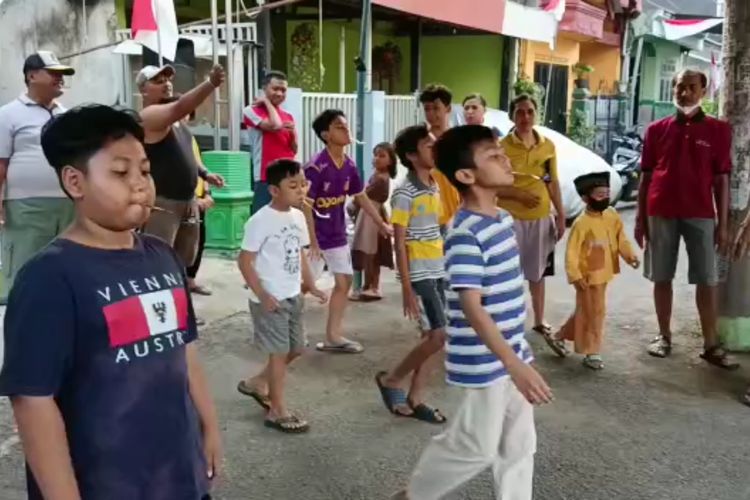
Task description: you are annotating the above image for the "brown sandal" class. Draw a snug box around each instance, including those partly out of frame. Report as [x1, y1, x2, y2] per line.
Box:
[700, 345, 740, 371]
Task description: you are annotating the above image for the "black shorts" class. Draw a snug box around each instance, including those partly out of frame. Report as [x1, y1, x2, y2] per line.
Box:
[412, 278, 447, 331]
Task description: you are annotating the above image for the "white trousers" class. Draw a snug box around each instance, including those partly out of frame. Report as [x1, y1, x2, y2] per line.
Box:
[408, 377, 536, 500]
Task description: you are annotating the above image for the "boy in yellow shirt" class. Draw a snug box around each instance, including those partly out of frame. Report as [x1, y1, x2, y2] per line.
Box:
[546, 172, 640, 370]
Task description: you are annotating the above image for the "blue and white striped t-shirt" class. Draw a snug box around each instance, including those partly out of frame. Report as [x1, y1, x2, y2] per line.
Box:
[444, 208, 533, 388]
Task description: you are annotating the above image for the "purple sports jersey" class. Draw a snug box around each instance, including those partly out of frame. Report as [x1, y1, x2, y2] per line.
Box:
[304, 149, 364, 250]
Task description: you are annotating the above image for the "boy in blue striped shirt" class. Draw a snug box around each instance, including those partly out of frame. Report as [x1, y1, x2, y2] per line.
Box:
[394, 125, 553, 500]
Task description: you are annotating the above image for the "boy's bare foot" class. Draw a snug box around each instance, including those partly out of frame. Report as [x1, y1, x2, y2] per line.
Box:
[390, 489, 409, 500]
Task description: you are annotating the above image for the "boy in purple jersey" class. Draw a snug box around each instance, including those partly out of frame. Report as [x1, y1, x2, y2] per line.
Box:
[303, 109, 392, 353]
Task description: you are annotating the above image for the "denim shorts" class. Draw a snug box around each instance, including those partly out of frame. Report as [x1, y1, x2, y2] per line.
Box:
[412, 278, 447, 332]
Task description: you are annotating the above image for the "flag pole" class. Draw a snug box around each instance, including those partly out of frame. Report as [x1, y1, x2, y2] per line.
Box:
[153, 0, 164, 65]
[211, 0, 221, 150]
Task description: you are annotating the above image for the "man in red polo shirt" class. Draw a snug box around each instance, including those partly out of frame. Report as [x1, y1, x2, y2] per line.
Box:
[243, 71, 297, 213]
[635, 69, 737, 369]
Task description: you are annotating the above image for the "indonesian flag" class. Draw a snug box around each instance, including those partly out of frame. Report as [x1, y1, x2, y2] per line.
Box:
[104, 288, 189, 347]
[662, 18, 723, 41]
[710, 51, 722, 99]
[543, 0, 566, 22]
[131, 0, 179, 62]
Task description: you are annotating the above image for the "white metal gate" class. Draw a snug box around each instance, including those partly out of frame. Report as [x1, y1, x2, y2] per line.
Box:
[299, 92, 418, 164]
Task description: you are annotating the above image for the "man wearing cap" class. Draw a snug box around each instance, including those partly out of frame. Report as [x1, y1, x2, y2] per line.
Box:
[137, 63, 226, 267]
[0, 51, 76, 302]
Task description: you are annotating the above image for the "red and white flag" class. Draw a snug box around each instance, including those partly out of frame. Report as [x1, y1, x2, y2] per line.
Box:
[543, 0, 566, 22]
[662, 18, 722, 41]
[104, 288, 189, 347]
[710, 51, 722, 99]
[131, 0, 179, 62]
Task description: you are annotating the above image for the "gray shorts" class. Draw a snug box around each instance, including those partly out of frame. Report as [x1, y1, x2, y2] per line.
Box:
[248, 295, 306, 353]
[513, 216, 557, 283]
[644, 217, 717, 286]
[412, 278, 447, 332]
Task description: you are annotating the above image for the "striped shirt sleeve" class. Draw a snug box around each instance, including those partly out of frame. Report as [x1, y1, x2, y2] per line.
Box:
[243, 105, 263, 128]
[390, 188, 412, 227]
[445, 229, 484, 290]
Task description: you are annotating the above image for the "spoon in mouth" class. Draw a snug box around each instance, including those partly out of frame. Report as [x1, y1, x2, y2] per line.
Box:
[512, 171, 543, 181]
[146, 205, 177, 216]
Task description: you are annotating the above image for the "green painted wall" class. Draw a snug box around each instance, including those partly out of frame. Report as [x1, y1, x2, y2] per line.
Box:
[116, 0, 126, 28]
[639, 39, 681, 103]
[285, 20, 412, 95]
[283, 20, 505, 104]
[421, 36, 504, 109]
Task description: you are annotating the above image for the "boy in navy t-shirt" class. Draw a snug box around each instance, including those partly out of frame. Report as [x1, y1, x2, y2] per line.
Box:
[0, 104, 221, 500]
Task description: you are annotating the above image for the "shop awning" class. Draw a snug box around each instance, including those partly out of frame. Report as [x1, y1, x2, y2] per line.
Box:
[372, 0, 507, 35]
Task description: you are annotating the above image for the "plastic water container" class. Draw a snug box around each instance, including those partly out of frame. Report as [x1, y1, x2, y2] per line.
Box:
[201, 150, 252, 198]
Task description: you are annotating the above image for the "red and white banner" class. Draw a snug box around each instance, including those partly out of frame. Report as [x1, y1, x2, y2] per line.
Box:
[662, 18, 722, 41]
[501, 0, 563, 46]
[131, 0, 180, 61]
[542, 0, 566, 22]
[104, 288, 189, 347]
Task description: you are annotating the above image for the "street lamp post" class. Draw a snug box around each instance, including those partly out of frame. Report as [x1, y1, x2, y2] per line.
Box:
[353, 0, 372, 293]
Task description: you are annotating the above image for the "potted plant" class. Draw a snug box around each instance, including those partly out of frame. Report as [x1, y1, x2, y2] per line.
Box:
[567, 109, 597, 149]
[573, 63, 594, 90]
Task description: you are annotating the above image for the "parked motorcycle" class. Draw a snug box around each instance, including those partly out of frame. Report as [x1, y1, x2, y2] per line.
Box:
[611, 130, 643, 203]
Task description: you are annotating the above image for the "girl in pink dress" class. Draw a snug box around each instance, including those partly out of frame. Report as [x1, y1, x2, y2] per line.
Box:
[350, 143, 397, 300]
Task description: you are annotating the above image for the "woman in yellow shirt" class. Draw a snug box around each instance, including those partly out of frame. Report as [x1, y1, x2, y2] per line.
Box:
[498, 94, 566, 336]
[187, 132, 214, 296]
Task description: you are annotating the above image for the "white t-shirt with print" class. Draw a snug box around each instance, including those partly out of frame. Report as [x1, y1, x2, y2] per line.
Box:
[241, 205, 310, 302]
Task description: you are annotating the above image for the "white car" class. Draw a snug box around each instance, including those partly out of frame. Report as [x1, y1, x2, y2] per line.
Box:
[451, 106, 623, 221]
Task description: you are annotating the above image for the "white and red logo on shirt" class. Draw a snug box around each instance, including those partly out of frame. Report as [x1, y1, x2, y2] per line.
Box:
[103, 288, 189, 347]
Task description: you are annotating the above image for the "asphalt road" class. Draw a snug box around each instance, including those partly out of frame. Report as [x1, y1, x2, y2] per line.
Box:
[0, 207, 749, 500]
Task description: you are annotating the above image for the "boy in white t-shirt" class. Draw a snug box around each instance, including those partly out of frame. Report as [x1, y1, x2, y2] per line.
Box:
[237, 159, 327, 433]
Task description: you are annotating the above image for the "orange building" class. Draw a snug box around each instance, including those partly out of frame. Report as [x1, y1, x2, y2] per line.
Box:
[518, 0, 641, 132]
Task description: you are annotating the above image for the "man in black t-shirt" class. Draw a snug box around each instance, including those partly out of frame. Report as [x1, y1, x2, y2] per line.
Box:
[137, 64, 225, 267]
[0, 105, 221, 500]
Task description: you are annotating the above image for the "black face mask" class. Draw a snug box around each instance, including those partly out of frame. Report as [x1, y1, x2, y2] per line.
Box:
[588, 198, 610, 212]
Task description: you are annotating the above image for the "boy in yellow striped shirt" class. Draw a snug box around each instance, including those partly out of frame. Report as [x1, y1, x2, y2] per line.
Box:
[376, 125, 447, 424]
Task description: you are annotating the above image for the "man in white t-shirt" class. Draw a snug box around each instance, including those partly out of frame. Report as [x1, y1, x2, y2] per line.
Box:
[235, 159, 326, 434]
[0, 51, 76, 302]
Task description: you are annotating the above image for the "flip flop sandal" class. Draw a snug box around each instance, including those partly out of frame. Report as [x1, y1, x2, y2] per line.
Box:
[316, 339, 364, 354]
[647, 335, 672, 358]
[264, 415, 310, 434]
[375, 371, 412, 417]
[360, 290, 383, 301]
[742, 388, 750, 408]
[532, 324, 553, 336]
[582, 356, 604, 370]
[409, 402, 447, 424]
[700, 345, 740, 371]
[543, 335, 569, 358]
[236, 381, 271, 411]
